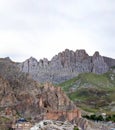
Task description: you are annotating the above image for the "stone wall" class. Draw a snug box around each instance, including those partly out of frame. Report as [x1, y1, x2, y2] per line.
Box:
[12, 122, 32, 130]
[44, 109, 81, 121]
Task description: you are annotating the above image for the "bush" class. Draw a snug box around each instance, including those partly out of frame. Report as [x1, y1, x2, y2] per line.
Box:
[74, 126, 79, 130]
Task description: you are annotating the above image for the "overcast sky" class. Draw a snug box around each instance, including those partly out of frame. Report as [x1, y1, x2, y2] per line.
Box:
[0, 0, 115, 62]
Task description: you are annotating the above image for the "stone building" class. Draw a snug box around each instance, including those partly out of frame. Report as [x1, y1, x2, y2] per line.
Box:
[12, 118, 32, 130]
[44, 109, 81, 121]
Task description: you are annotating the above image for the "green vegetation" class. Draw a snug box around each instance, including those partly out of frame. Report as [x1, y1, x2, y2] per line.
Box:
[83, 114, 104, 121]
[83, 114, 115, 122]
[0, 116, 11, 130]
[58, 72, 115, 113]
[0, 116, 10, 123]
[74, 126, 79, 130]
[111, 66, 115, 69]
[106, 114, 115, 122]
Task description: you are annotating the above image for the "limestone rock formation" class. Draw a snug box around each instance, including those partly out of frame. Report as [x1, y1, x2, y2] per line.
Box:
[18, 49, 115, 83]
[92, 51, 109, 74]
[0, 76, 17, 107]
[0, 80, 76, 120]
[0, 58, 77, 120]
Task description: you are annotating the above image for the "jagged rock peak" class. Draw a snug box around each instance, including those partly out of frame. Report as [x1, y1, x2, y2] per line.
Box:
[55, 49, 88, 57]
[23, 49, 90, 63]
[75, 49, 89, 56]
[4, 57, 11, 61]
[27, 56, 38, 62]
[54, 49, 74, 57]
[39, 58, 49, 64]
[51, 49, 89, 65]
[0, 57, 12, 63]
[93, 51, 100, 58]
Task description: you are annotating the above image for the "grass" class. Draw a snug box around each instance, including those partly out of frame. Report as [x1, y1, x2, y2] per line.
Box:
[58, 72, 115, 114]
[0, 116, 11, 125]
[59, 77, 79, 91]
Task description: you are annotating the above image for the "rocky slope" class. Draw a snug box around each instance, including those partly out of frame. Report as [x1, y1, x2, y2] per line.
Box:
[0, 58, 78, 128]
[18, 49, 115, 83]
[30, 119, 111, 130]
[30, 120, 74, 130]
[0, 57, 101, 130]
[0, 51, 114, 130]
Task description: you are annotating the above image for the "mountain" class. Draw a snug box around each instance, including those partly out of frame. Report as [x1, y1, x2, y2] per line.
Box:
[0, 50, 114, 129]
[58, 72, 115, 114]
[18, 49, 115, 84]
[0, 58, 78, 129]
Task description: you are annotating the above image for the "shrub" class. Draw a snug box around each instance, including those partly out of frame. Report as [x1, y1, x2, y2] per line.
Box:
[74, 126, 79, 130]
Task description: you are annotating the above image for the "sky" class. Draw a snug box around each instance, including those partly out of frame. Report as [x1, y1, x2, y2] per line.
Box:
[0, 0, 115, 62]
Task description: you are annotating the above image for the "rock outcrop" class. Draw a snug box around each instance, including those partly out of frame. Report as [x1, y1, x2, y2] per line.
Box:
[0, 76, 16, 107]
[0, 57, 77, 119]
[0, 80, 76, 120]
[30, 120, 74, 130]
[30, 119, 110, 130]
[18, 49, 115, 83]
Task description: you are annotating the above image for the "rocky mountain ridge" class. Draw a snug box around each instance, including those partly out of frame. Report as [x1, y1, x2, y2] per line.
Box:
[18, 49, 115, 83]
[0, 51, 114, 130]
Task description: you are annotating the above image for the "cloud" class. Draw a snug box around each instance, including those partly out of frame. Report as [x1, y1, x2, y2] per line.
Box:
[0, 0, 115, 61]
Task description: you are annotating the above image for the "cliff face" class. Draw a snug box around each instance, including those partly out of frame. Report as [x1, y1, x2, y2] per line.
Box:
[0, 76, 16, 107]
[18, 49, 115, 83]
[0, 79, 76, 120]
[0, 58, 76, 121]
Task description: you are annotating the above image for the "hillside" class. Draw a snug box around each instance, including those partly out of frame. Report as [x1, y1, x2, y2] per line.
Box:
[0, 57, 104, 130]
[0, 58, 77, 129]
[0, 52, 115, 129]
[58, 71, 115, 114]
